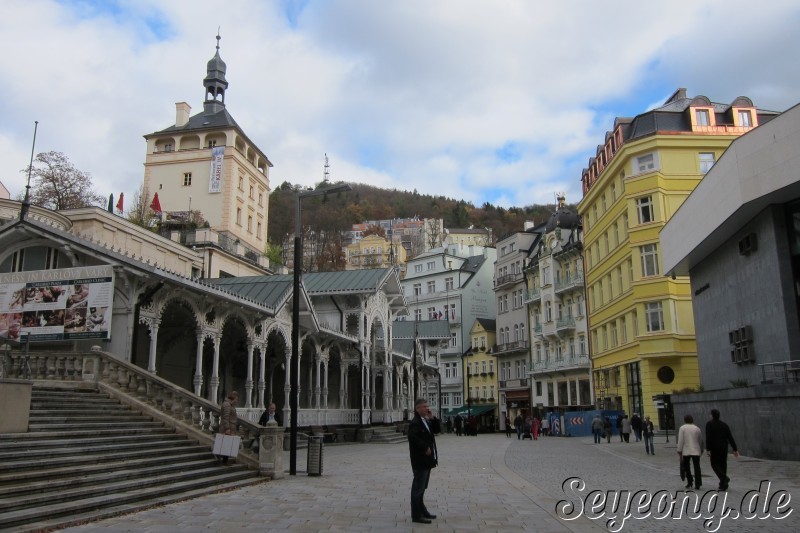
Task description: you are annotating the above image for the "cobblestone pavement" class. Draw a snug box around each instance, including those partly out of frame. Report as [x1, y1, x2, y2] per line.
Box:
[61, 433, 798, 533]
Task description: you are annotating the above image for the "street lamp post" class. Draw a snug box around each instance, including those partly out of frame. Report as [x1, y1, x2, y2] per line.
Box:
[290, 182, 351, 476]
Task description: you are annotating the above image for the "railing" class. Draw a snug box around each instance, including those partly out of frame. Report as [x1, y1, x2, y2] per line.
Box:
[0, 347, 275, 473]
[524, 287, 541, 302]
[494, 272, 523, 287]
[555, 275, 585, 293]
[492, 340, 530, 354]
[556, 317, 576, 330]
[759, 360, 800, 384]
[499, 378, 528, 389]
[532, 353, 590, 373]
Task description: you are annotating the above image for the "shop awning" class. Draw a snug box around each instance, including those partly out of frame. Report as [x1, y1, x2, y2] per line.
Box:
[443, 404, 497, 418]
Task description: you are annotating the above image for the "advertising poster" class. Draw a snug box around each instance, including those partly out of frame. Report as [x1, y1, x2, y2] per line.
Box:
[208, 145, 224, 193]
[0, 265, 114, 342]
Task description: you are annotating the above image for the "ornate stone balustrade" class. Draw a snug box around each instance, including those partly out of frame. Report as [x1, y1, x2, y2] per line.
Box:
[1, 346, 284, 479]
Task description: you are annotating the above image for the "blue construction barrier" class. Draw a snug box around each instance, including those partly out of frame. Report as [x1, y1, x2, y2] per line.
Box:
[562, 409, 624, 437]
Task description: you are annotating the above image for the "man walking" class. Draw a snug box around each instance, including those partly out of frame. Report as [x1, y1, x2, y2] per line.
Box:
[643, 416, 655, 455]
[677, 414, 704, 490]
[706, 409, 739, 490]
[631, 413, 642, 442]
[454, 414, 463, 437]
[591, 414, 603, 444]
[408, 398, 439, 524]
[514, 413, 523, 440]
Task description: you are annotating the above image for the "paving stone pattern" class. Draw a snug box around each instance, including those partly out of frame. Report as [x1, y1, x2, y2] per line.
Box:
[61, 433, 799, 533]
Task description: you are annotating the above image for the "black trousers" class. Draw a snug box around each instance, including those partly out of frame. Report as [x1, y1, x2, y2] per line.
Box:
[411, 468, 431, 519]
[683, 455, 702, 488]
[709, 449, 729, 485]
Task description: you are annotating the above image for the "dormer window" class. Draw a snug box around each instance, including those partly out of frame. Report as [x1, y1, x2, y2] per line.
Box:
[695, 109, 710, 126]
[737, 110, 753, 128]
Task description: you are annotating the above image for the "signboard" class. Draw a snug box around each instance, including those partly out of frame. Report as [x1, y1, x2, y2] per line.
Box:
[0, 266, 114, 342]
[208, 146, 224, 193]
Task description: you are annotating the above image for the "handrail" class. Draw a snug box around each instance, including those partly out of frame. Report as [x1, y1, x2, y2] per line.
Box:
[0, 347, 279, 474]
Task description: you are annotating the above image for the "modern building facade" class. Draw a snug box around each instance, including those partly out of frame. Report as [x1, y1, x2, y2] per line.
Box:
[577, 88, 779, 425]
[402, 243, 496, 415]
[662, 102, 798, 459]
[492, 229, 537, 424]
[526, 197, 592, 416]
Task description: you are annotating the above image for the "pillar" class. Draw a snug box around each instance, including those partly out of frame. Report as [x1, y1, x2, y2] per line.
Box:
[193, 328, 204, 396]
[209, 333, 221, 403]
[245, 341, 254, 408]
[146, 318, 161, 373]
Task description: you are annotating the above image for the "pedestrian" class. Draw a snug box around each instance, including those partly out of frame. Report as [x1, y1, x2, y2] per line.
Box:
[541, 416, 550, 436]
[705, 409, 739, 491]
[631, 413, 643, 442]
[603, 417, 612, 443]
[532, 416, 540, 440]
[591, 414, 603, 444]
[505, 415, 512, 438]
[621, 415, 631, 443]
[408, 398, 439, 524]
[219, 390, 239, 464]
[454, 414, 463, 437]
[257, 402, 283, 426]
[445, 416, 453, 434]
[522, 415, 532, 440]
[616, 415, 624, 442]
[677, 414, 704, 490]
[514, 413, 523, 440]
[643, 415, 655, 455]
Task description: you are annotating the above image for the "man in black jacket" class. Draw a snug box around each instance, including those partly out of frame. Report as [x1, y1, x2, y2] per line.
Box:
[408, 398, 440, 524]
[706, 409, 739, 490]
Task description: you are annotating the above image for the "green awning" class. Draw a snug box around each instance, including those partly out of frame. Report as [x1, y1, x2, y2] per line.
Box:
[444, 404, 497, 417]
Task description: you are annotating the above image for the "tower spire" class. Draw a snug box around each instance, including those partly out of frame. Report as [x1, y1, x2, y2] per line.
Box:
[203, 31, 228, 114]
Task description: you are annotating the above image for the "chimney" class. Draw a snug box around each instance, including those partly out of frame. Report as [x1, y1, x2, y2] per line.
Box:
[176, 102, 192, 127]
[524, 221, 535, 231]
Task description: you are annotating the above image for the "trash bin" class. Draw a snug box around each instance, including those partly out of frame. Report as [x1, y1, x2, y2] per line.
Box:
[307, 435, 324, 476]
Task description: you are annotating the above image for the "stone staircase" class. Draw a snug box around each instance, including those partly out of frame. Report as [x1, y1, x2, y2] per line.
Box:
[0, 385, 267, 532]
[369, 425, 407, 444]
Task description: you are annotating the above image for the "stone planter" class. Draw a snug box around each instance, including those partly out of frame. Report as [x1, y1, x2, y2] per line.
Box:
[357, 427, 374, 442]
[0, 378, 32, 433]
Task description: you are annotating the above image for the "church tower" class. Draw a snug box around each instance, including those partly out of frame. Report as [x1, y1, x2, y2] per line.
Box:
[143, 35, 272, 273]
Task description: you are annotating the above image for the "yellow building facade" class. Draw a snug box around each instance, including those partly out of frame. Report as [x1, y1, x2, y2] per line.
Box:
[464, 318, 498, 430]
[577, 89, 777, 426]
[345, 234, 406, 271]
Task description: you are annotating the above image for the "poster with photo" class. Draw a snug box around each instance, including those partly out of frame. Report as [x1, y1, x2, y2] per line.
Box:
[0, 265, 114, 342]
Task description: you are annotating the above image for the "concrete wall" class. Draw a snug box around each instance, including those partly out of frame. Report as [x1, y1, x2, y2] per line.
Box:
[689, 205, 800, 390]
[672, 383, 800, 460]
[0, 379, 32, 433]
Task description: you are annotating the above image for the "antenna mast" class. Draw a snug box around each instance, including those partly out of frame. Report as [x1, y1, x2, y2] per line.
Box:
[323, 153, 330, 183]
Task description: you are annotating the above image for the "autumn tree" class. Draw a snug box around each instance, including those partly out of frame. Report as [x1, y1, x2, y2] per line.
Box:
[20, 151, 105, 210]
[125, 184, 158, 228]
[361, 224, 386, 238]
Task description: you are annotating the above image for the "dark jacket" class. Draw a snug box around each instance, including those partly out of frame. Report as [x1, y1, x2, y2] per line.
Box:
[706, 419, 738, 453]
[408, 414, 439, 471]
[258, 409, 283, 427]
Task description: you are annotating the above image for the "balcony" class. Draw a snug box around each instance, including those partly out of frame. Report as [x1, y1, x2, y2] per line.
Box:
[523, 287, 541, 303]
[494, 271, 524, 288]
[499, 378, 529, 389]
[556, 317, 576, 332]
[492, 339, 530, 355]
[533, 324, 542, 337]
[555, 275, 585, 294]
[532, 353, 590, 374]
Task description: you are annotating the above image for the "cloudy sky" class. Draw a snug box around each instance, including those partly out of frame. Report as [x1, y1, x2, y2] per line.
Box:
[1, 0, 799, 209]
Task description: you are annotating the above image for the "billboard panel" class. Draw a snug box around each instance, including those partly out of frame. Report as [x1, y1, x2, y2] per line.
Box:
[0, 265, 114, 342]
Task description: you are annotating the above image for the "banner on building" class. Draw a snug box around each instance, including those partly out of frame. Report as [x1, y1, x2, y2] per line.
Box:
[0, 265, 114, 342]
[209, 146, 224, 193]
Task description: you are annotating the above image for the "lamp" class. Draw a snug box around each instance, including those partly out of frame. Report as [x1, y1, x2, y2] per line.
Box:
[290, 182, 351, 476]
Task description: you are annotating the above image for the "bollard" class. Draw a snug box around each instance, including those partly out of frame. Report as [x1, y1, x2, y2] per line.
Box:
[307, 435, 324, 476]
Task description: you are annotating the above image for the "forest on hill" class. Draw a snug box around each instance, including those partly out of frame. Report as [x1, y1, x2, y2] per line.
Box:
[267, 180, 563, 247]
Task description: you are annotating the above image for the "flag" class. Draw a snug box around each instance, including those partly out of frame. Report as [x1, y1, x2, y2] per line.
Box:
[150, 192, 162, 213]
[116, 192, 124, 214]
[107, 194, 114, 213]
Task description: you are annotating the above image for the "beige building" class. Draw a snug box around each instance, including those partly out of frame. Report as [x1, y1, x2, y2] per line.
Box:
[143, 38, 272, 260]
[345, 234, 406, 271]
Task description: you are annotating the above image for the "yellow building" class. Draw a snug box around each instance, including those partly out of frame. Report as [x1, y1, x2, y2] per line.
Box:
[345, 234, 406, 271]
[462, 318, 498, 431]
[577, 89, 779, 426]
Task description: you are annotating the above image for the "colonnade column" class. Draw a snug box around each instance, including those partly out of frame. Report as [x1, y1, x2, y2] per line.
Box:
[193, 328, 205, 396]
[209, 333, 221, 403]
[257, 343, 266, 409]
[245, 341, 254, 408]
[146, 318, 161, 373]
[314, 355, 322, 410]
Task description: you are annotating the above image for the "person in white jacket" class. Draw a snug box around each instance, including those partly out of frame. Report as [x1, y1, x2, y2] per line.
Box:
[677, 414, 704, 490]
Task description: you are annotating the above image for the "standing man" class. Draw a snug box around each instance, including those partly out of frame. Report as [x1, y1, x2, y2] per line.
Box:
[258, 402, 283, 426]
[677, 414, 704, 490]
[643, 416, 655, 455]
[514, 413, 524, 440]
[706, 409, 739, 491]
[454, 414, 463, 437]
[591, 414, 603, 444]
[408, 398, 439, 524]
[631, 413, 643, 442]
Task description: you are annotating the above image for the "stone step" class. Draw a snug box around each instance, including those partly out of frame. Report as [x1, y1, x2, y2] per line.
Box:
[0, 441, 210, 472]
[28, 420, 165, 431]
[0, 426, 177, 441]
[0, 469, 265, 531]
[29, 410, 144, 419]
[0, 450, 214, 486]
[0, 430, 182, 452]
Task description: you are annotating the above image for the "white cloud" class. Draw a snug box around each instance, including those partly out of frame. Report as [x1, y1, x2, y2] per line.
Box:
[1, 0, 798, 212]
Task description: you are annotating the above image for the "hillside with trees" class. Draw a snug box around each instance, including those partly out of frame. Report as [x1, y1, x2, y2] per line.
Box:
[268, 180, 563, 253]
